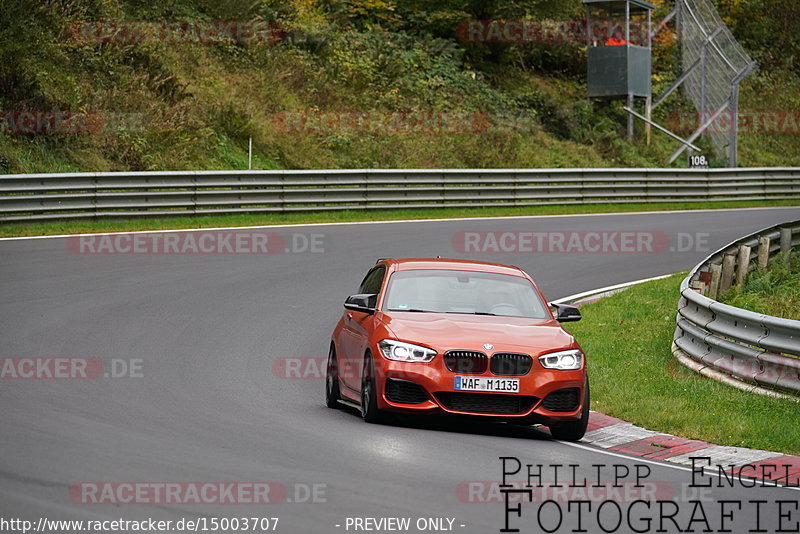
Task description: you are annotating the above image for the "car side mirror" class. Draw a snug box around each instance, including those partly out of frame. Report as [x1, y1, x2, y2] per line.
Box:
[344, 294, 377, 314]
[551, 303, 582, 323]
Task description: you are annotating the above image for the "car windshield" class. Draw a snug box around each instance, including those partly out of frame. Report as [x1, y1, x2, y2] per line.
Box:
[383, 269, 549, 319]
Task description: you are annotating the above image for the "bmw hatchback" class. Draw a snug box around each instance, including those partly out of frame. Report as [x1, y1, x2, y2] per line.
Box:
[326, 258, 589, 441]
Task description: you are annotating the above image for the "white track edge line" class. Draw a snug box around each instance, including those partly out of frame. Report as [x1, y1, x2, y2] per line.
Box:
[551, 274, 674, 304]
[1, 206, 798, 242]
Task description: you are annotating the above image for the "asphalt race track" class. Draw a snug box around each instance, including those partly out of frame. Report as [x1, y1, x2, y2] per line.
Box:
[1, 207, 799, 534]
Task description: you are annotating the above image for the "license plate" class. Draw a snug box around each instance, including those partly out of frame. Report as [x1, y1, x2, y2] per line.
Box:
[454, 376, 519, 393]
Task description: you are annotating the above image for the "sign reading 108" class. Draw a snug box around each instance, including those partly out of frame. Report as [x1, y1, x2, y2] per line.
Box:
[689, 155, 709, 168]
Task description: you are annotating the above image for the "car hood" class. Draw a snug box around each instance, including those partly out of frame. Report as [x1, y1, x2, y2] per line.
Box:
[379, 312, 576, 355]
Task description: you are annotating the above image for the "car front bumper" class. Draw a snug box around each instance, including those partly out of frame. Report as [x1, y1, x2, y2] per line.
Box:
[374, 359, 586, 422]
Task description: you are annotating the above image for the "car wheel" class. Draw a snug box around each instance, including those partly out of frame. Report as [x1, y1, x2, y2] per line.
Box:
[548, 377, 590, 442]
[325, 344, 341, 409]
[360, 353, 385, 424]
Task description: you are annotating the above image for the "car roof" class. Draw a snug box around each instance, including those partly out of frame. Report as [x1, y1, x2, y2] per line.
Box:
[381, 258, 527, 277]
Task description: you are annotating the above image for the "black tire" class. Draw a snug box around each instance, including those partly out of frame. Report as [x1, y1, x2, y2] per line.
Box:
[360, 353, 386, 424]
[325, 344, 341, 409]
[548, 377, 590, 442]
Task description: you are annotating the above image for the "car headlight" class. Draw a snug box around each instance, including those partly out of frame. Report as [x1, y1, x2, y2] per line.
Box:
[539, 349, 583, 370]
[379, 339, 436, 363]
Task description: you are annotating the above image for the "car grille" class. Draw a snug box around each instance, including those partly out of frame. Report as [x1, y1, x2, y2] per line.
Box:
[385, 379, 429, 404]
[490, 353, 532, 376]
[434, 392, 537, 415]
[443, 350, 487, 374]
[541, 388, 581, 412]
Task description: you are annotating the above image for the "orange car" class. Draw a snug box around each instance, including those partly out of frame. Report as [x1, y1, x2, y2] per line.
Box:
[326, 258, 589, 441]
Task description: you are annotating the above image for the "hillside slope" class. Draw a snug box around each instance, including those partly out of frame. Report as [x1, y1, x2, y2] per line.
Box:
[1, 0, 798, 173]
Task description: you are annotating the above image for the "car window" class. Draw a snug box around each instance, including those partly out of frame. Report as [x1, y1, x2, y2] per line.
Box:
[383, 269, 548, 319]
[358, 265, 386, 295]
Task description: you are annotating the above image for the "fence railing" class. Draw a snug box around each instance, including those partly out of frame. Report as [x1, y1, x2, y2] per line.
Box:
[674, 220, 800, 396]
[1, 167, 799, 222]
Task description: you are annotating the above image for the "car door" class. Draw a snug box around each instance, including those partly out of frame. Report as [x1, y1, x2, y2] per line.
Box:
[339, 265, 385, 392]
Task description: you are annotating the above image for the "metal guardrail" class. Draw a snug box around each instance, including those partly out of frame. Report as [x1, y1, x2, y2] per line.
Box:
[674, 220, 800, 396]
[1, 167, 799, 222]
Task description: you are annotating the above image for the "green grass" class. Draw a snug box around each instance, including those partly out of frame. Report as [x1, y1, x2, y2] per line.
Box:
[2, 1, 800, 175]
[1, 199, 798, 237]
[565, 272, 800, 455]
[719, 251, 800, 320]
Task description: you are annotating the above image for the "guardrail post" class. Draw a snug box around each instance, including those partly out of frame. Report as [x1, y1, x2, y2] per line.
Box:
[364, 171, 371, 210]
[757, 236, 770, 270]
[92, 173, 99, 218]
[719, 253, 736, 293]
[780, 227, 793, 254]
[735, 244, 751, 286]
[280, 173, 286, 213]
[708, 263, 722, 299]
[192, 173, 198, 215]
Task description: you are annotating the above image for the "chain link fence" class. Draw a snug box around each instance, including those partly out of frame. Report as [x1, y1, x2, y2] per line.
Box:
[677, 0, 757, 164]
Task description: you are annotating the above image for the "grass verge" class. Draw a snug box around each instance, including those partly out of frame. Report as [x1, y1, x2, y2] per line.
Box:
[565, 272, 800, 455]
[1, 199, 798, 238]
[719, 251, 800, 320]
